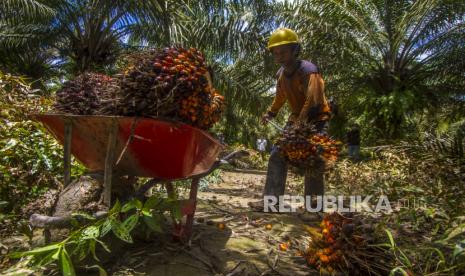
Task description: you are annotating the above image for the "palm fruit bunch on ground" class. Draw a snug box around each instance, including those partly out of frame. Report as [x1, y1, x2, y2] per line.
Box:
[301, 212, 391, 274]
[276, 124, 342, 168]
[114, 47, 225, 129]
[54, 72, 116, 115]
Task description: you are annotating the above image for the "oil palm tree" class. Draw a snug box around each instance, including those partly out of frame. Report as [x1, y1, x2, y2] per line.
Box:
[1, 0, 184, 75]
[0, 0, 56, 81]
[279, 0, 465, 139]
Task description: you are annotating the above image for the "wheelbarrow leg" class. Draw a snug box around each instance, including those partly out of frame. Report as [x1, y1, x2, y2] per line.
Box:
[184, 177, 200, 240]
[165, 178, 200, 242]
[103, 120, 118, 207]
[63, 119, 72, 187]
[45, 120, 73, 244]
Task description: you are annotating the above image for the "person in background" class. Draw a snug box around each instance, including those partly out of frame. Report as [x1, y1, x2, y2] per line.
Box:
[256, 138, 268, 159]
[347, 124, 360, 160]
[217, 133, 225, 145]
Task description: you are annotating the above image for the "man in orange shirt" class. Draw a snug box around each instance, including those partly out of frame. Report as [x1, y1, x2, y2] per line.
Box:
[249, 28, 331, 212]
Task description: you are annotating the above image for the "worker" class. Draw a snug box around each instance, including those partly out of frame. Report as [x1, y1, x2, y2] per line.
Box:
[256, 137, 268, 159]
[347, 124, 360, 160]
[249, 28, 331, 216]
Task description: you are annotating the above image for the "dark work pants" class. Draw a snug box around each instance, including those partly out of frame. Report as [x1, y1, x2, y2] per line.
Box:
[263, 148, 325, 198]
[263, 120, 327, 200]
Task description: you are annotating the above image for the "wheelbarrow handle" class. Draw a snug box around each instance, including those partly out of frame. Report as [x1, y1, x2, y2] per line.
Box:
[220, 149, 250, 164]
[266, 118, 285, 132]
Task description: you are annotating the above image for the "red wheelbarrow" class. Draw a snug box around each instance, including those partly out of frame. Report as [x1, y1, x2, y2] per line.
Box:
[29, 114, 247, 241]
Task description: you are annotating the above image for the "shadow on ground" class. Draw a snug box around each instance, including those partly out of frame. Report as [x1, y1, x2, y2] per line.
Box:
[104, 171, 320, 276]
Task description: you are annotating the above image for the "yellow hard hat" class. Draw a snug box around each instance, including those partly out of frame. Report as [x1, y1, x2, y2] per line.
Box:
[267, 28, 299, 50]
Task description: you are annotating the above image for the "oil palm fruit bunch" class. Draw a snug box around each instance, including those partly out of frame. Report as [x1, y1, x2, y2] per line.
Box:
[277, 124, 342, 168]
[276, 124, 316, 167]
[302, 212, 390, 274]
[54, 73, 115, 115]
[179, 87, 225, 129]
[115, 47, 225, 129]
[307, 134, 342, 163]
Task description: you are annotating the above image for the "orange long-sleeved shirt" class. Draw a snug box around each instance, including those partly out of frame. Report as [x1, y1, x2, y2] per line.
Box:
[268, 60, 330, 123]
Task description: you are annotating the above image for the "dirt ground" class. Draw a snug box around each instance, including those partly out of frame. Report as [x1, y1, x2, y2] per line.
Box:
[1, 171, 322, 275]
[107, 171, 320, 276]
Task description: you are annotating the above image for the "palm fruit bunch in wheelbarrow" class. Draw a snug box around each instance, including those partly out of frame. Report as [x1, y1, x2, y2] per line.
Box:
[114, 46, 225, 129]
[53, 47, 225, 130]
[54, 72, 117, 115]
[301, 212, 391, 274]
[276, 124, 342, 169]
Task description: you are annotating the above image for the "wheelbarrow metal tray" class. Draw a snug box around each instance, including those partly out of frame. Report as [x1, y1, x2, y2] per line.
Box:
[31, 114, 222, 179]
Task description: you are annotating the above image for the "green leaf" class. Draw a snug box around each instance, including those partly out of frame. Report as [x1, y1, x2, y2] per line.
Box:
[143, 195, 162, 211]
[51, 248, 61, 260]
[389, 267, 409, 276]
[122, 214, 139, 233]
[143, 214, 162, 233]
[86, 265, 108, 276]
[398, 248, 412, 267]
[109, 200, 121, 215]
[425, 247, 446, 263]
[60, 248, 76, 276]
[111, 220, 133, 243]
[70, 217, 79, 228]
[81, 225, 100, 240]
[385, 229, 396, 248]
[76, 241, 89, 261]
[443, 223, 465, 242]
[453, 240, 465, 260]
[121, 199, 143, 213]
[9, 243, 60, 258]
[37, 248, 61, 267]
[96, 239, 111, 253]
[100, 219, 113, 237]
[89, 239, 99, 261]
[171, 201, 182, 221]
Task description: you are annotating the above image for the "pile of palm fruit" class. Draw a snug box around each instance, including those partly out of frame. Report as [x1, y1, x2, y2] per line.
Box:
[301, 212, 392, 274]
[54, 47, 225, 130]
[276, 124, 341, 168]
[54, 73, 116, 115]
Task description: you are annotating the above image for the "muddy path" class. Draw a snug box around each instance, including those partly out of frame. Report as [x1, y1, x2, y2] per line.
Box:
[108, 171, 320, 276]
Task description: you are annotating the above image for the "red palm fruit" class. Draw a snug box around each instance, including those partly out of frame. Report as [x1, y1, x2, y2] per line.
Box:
[153, 62, 162, 69]
[165, 56, 174, 63]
